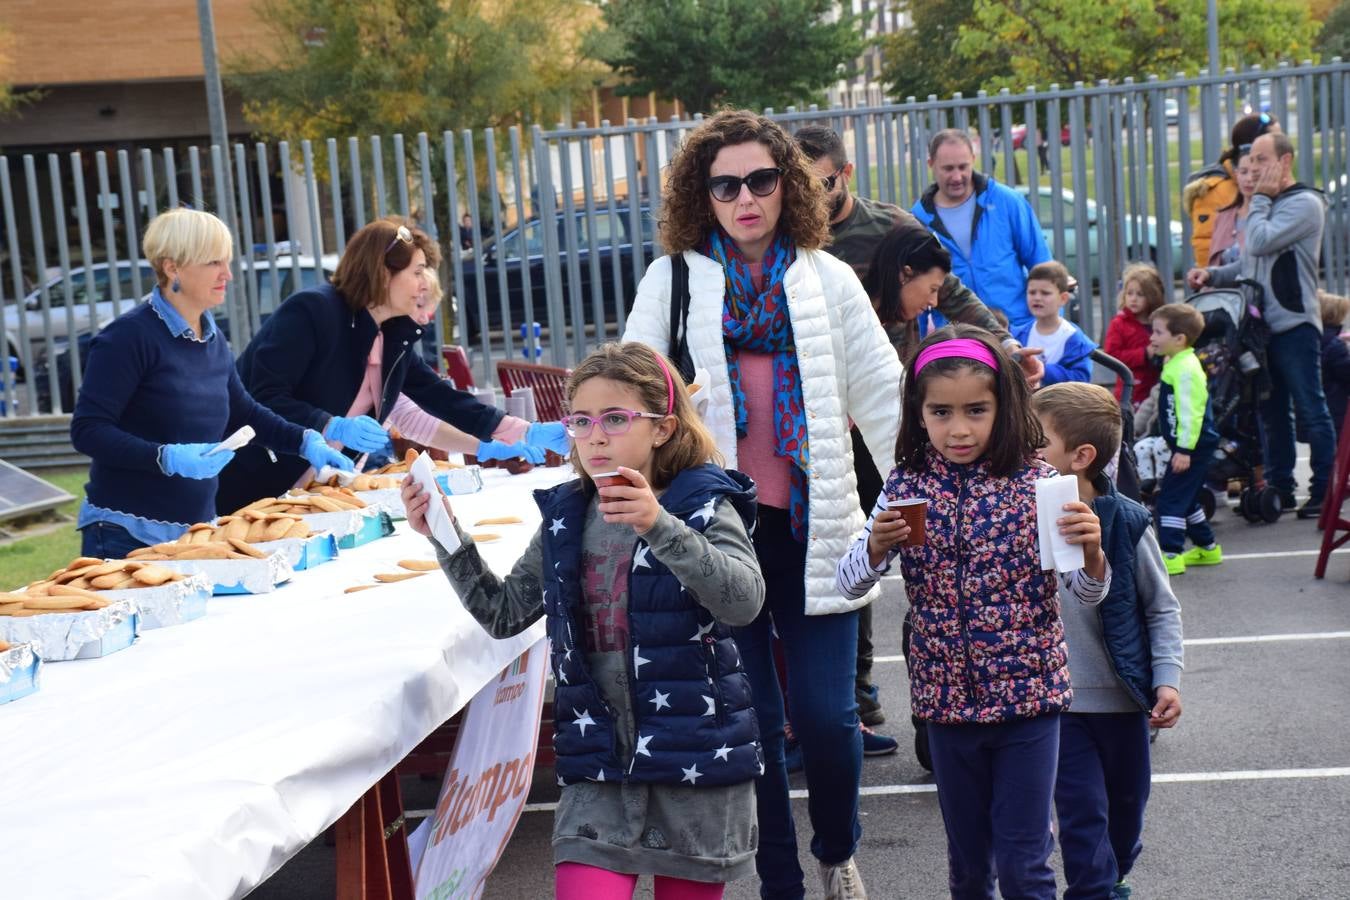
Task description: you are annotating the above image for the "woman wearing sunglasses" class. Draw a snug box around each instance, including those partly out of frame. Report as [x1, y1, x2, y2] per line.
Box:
[215, 217, 568, 514]
[624, 110, 901, 900]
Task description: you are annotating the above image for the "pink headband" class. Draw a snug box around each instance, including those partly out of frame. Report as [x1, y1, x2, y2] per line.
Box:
[914, 338, 1001, 375]
[650, 348, 675, 415]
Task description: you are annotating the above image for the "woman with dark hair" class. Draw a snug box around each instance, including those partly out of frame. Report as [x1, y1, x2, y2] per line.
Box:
[215, 217, 568, 513]
[1183, 112, 1280, 265]
[623, 109, 901, 899]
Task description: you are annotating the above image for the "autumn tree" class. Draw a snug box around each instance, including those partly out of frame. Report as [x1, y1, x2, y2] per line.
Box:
[589, 0, 866, 113]
[877, 0, 1009, 102]
[955, 0, 1319, 91]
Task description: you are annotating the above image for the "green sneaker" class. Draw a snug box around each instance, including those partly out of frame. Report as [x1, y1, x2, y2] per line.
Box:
[1181, 544, 1223, 567]
[1163, 552, 1186, 576]
[1112, 881, 1132, 899]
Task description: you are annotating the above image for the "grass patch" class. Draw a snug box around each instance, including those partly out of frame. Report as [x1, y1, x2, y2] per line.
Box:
[0, 466, 87, 588]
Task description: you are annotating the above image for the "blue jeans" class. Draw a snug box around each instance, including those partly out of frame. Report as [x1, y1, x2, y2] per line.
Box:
[733, 507, 862, 899]
[80, 521, 147, 560]
[1054, 713, 1152, 899]
[1262, 324, 1336, 498]
[927, 714, 1060, 900]
[1156, 449, 1216, 554]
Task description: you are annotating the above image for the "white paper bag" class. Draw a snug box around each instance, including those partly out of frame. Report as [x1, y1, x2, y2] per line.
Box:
[410, 451, 461, 553]
[1035, 474, 1085, 572]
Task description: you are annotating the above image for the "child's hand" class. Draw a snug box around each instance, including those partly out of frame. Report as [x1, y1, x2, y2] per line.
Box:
[1170, 451, 1191, 474]
[598, 466, 662, 534]
[401, 476, 454, 539]
[1150, 686, 1182, 728]
[1059, 501, 1106, 580]
[866, 509, 911, 568]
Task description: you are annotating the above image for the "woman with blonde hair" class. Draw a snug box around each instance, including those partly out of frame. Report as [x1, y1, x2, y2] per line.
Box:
[70, 207, 351, 558]
[623, 109, 901, 899]
[215, 217, 569, 513]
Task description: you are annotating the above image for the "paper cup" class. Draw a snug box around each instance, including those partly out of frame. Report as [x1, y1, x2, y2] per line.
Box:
[886, 497, 928, 546]
[593, 470, 632, 490]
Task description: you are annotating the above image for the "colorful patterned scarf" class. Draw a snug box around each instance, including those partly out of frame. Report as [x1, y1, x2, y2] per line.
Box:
[703, 227, 810, 542]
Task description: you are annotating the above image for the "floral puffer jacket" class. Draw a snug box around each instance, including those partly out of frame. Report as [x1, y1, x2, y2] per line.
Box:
[885, 447, 1071, 724]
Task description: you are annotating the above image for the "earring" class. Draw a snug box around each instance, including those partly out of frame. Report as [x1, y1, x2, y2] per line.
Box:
[171, 278, 181, 293]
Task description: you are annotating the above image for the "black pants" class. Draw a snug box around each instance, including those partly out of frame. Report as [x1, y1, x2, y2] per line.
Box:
[851, 427, 883, 707]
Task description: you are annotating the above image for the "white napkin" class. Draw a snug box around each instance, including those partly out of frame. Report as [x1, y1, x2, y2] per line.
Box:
[687, 367, 712, 418]
[1035, 474, 1084, 572]
[207, 425, 255, 456]
[410, 451, 461, 553]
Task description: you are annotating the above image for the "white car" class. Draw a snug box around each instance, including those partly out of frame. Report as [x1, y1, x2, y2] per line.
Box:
[4, 254, 337, 378]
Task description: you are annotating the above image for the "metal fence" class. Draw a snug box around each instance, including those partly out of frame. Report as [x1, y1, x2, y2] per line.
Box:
[4, 59, 1350, 418]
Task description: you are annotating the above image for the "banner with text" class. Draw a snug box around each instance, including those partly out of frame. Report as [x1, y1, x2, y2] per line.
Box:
[412, 638, 549, 900]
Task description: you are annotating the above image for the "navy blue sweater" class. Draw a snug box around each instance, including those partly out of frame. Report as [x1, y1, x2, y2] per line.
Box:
[70, 299, 305, 529]
[216, 284, 503, 513]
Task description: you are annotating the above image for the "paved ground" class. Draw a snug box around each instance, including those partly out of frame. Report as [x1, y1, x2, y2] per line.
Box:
[253, 474, 1350, 899]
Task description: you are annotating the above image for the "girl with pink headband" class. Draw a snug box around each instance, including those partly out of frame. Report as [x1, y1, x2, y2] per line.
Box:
[837, 323, 1109, 899]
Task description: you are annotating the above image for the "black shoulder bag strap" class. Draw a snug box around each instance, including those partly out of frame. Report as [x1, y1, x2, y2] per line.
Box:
[667, 253, 696, 384]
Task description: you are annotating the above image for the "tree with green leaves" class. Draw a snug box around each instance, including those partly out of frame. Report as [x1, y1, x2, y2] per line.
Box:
[876, 0, 1009, 102]
[588, 0, 866, 113]
[955, 0, 1319, 91]
[229, 0, 602, 142]
[1316, 0, 1350, 61]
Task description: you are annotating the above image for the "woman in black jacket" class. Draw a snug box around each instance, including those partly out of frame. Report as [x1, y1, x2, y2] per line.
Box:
[216, 218, 568, 514]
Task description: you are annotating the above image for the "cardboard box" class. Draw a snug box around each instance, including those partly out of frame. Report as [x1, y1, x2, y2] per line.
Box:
[0, 642, 41, 704]
[154, 551, 295, 594]
[100, 573, 212, 630]
[0, 600, 139, 661]
[253, 532, 339, 572]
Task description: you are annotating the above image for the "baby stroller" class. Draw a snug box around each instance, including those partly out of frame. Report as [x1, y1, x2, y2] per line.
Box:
[1187, 283, 1284, 523]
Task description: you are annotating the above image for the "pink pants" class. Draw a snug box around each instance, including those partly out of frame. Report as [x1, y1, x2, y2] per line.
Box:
[555, 862, 725, 900]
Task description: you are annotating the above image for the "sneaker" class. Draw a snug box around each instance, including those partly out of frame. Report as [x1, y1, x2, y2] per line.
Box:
[1181, 544, 1223, 567]
[1112, 881, 1133, 898]
[1163, 552, 1186, 576]
[857, 683, 885, 726]
[860, 723, 898, 757]
[819, 857, 868, 900]
[1297, 497, 1323, 520]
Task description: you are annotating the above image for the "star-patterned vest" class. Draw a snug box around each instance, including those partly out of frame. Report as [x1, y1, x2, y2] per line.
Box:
[536, 463, 763, 787]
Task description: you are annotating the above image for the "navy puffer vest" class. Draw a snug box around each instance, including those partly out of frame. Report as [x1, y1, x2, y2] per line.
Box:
[1092, 477, 1156, 710]
[537, 463, 763, 787]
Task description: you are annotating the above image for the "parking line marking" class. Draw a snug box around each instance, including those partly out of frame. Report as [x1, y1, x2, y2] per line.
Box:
[513, 767, 1350, 812]
[1221, 549, 1346, 560]
[874, 630, 1350, 663]
[1184, 631, 1350, 646]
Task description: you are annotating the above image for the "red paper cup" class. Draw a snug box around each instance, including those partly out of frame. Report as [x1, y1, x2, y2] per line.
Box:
[886, 497, 928, 546]
[593, 470, 632, 490]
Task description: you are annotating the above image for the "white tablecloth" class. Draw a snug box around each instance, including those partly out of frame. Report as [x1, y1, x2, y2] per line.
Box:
[1, 465, 572, 900]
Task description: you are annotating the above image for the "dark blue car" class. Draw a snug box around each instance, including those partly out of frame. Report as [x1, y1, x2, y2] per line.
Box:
[456, 206, 656, 340]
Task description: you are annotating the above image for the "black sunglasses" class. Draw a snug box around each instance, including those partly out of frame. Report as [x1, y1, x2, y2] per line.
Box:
[822, 168, 844, 192]
[384, 224, 413, 257]
[707, 167, 783, 203]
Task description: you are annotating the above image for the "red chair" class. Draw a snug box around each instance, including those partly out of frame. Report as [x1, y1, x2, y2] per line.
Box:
[497, 360, 572, 422]
[1314, 405, 1350, 577]
[441, 345, 476, 391]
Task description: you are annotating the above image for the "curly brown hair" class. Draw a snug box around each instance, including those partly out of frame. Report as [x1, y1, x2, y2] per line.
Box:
[659, 109, 829, 254]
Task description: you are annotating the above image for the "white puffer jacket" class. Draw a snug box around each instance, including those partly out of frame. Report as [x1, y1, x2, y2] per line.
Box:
[624, 249, 902, 614]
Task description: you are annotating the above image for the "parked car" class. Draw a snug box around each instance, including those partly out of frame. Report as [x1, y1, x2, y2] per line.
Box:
[4, 261, 156, 374]
[1015, 185, 1186, 280]
[1010, 123, 1075, 151]
[457, 206, 655, 340]
[9, 253, 336, 390]
[1164, 97, 1180, 126]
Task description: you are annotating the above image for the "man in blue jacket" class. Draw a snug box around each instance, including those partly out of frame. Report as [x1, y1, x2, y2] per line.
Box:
[912, 129, 1052, 332]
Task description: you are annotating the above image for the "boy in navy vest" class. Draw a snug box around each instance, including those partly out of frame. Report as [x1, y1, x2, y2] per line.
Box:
[1034, 383, 1184, 900]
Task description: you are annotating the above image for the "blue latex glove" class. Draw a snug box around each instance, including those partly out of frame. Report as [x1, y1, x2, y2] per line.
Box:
[323, 415, 392, 454]
[159, 443, 235, 480]
[300, 429, 355, 472]
[476, 439, 547, 464]
[524, 422, 571, 456]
